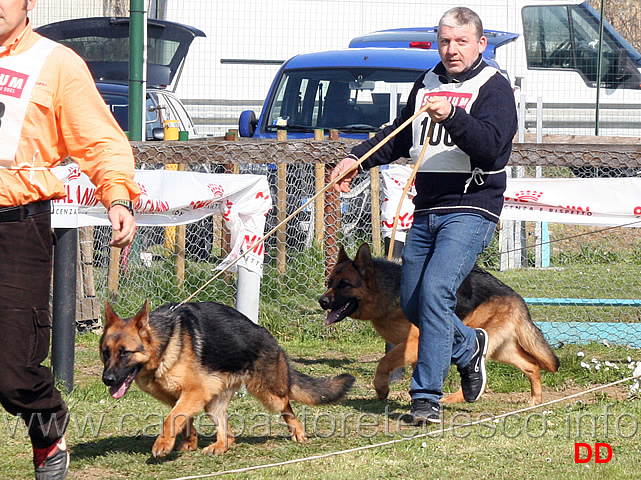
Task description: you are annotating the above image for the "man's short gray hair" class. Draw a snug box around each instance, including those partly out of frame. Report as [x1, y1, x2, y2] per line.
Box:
[438, 7, 484, 40]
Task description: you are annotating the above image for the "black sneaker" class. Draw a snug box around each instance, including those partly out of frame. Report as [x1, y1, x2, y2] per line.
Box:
[410, 398, 441, 424]
[33, 437, 69, 480]
[458, 328, 489, 402]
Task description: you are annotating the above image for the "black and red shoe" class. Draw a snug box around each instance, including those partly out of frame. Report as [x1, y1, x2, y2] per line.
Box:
[33, 437, 69, 480]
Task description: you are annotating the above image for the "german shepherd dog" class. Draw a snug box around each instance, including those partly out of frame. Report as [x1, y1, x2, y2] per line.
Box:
[319, 243, 559, 406]
[100, 300, 355, 457]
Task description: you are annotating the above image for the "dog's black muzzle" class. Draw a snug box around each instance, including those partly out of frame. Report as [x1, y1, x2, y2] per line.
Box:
[318, 295, 332, 310]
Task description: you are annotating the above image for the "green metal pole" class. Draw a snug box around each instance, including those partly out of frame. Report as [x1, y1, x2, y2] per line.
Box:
[594, 0, 606, 136]
[129, 0, 145, 141]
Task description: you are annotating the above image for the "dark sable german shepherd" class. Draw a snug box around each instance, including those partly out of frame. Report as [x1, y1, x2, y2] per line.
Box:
[100, 300, 355, 457]
[319, 243, 559, 406]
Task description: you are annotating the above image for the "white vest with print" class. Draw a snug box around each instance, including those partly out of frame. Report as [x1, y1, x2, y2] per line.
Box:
[0, 37, 58, 168]
[409, 66, 498, 173]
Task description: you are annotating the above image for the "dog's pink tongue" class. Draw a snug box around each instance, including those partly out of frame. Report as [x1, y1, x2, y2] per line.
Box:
[109, 372, 135, 399]
[325, 310, 340, 325]
[110, 382, 129, 399]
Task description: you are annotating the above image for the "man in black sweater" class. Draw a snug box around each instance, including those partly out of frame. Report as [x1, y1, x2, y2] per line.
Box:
[331, 7, 517, 423]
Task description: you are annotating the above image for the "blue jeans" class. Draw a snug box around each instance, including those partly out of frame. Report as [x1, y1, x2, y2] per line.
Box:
[400, 212, 496, 403]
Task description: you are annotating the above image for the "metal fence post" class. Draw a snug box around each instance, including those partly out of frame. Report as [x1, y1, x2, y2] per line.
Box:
[52, 227, 78, 394]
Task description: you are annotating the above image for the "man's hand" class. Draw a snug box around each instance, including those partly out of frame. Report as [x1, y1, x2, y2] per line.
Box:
[108, 205, 137, 248]
[330, 157, 359, 193]
[425, 96, 453, 123]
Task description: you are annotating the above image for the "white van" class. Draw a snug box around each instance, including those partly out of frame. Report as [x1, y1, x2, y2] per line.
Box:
[350, 0, 641, 137]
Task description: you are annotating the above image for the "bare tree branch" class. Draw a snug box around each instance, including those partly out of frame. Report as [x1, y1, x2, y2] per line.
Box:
[103, 0, 129, 17]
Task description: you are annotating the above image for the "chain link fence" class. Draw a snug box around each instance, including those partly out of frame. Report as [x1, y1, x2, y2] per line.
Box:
[65, 139, 641, 350]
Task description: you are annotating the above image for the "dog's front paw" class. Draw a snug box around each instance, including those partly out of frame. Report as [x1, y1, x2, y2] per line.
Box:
[291, 429, 308, 443]
[152, 435, 176, 458]
[374, 379, 390, 400]
[202, 436, 235, 455]
[178, 435, 199, 452]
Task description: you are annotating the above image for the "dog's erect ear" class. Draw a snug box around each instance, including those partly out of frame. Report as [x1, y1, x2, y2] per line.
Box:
[354, 243, 373, 268]
[354, 243, 375, 282]
[337, 244, 350, 263]
[104, 300, 122, 327]
[132, 299, 150, 330]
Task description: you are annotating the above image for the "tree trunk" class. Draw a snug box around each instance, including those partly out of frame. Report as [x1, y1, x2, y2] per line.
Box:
[103, 0, 129, 16]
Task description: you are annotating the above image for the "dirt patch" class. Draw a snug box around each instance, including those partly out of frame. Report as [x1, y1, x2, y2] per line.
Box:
[357, 353, 384, 364]
[71, 467, 125, 479]
[78, 364, 104, 377]
[369, 385, 630, 409]
[485, 383, 631, 407]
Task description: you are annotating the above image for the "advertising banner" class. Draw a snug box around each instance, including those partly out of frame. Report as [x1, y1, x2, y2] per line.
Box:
[51, 165, 272, 274]
[380, 166, 641, 229]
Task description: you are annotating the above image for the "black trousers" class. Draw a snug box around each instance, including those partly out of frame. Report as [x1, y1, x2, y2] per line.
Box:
[0, 208, 69, 448]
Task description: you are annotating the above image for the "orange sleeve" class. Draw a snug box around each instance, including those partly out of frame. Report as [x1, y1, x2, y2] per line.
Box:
[53, 47, 141, 207]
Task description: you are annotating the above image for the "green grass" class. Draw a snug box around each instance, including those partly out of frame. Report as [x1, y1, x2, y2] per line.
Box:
[1, 331, 639, 480]
[14, 241, 640, 479]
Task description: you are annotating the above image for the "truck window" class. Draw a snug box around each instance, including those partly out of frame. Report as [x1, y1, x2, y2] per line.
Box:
[522, 4, 641, 90]
[265, 68, 420, 133]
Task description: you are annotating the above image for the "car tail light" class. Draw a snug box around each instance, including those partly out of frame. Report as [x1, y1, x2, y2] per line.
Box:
[409, 41, 432, 50]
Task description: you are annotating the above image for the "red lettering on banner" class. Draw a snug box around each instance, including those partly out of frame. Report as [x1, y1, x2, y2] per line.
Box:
[382, 212, 414, 229]
[634, 206, 641, 216]
[242, 234, 265, 257]
[0, 68, 28, 98]
[135, 198, 169, 213]
[64, 185, 74, 203]
[190, 199, 214, 209]
[559, 205, 590, 213]
[77, 186, 100, 206]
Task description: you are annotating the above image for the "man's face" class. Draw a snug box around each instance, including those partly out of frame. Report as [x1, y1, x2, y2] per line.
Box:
[437, 23, 487, 77]
[0, 0, 35, 47]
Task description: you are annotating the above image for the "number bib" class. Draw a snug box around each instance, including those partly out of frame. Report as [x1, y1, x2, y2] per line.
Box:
[409, 66, 497, 173]
[0, 37, 58, 167]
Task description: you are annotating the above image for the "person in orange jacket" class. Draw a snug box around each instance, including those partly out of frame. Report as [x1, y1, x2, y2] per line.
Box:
[0, 1, 141, 478]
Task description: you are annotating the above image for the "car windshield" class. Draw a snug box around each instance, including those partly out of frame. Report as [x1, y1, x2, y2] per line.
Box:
[35, 18, 205, 87]
[522, 4, 641, 89]
[58, 35, 180, 85]
[265, 67, 422, 133]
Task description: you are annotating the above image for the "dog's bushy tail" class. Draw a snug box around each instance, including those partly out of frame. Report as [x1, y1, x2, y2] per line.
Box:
[516, 303, 560, 372]
[289, 371, 355, 405]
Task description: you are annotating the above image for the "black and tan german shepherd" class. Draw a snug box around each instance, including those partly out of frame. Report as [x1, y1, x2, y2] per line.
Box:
[100, 300, 355, 457]
[319, 243, 559, 406]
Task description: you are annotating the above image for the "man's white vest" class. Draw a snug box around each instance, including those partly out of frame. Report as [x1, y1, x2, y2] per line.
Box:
[0, 37, 58, 168]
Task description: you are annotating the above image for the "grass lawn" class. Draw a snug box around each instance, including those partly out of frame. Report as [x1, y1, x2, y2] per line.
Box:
[1, 329, 639, 480]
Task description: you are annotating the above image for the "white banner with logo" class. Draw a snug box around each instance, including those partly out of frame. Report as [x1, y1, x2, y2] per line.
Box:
[502, 177, 641, 227]
[379, 166, 641, 229]
[52, 165, 272, 274]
